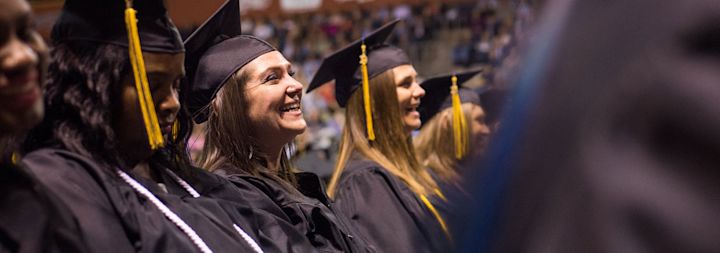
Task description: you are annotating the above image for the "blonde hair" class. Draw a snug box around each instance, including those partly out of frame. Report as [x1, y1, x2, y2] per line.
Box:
[414, 103, 475, 184]
[327, 70, 437, 198]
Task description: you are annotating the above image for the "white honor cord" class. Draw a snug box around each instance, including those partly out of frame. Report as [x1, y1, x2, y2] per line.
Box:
[116, 170, 214, 253]
[164, 170, 264, 253]
[164, 169, 201, 198]
[234, 224, 264, 253]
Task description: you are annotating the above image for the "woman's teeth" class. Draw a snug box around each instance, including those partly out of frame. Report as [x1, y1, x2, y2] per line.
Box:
[280, 103, 301, 112]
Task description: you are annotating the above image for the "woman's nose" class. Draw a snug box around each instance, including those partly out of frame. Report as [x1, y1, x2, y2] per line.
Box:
[287, 78, 303, 96]
[413, 83, 426, 98]
[1, 39, 38, 75]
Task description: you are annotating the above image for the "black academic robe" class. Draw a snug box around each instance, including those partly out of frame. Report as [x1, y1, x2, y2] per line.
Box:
[215, 166, 374, 253]
[133, 169, 262, 253]
[333, 158, 450, 253]
[157, 166, 316, 253]
[0, 161, 87, 253]
[20, 147, 238, 252]
[426, 168, 473, 230]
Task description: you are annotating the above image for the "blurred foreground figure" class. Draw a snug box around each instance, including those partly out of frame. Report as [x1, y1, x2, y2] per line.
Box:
[457, 0, 720, 252]
[0, 0, 86, 251]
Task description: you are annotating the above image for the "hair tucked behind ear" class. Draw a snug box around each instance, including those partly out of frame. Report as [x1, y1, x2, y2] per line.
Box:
[24, 41, 127, 168]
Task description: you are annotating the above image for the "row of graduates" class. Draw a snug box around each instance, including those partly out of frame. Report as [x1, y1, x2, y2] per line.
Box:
[0, 0, 500, 252]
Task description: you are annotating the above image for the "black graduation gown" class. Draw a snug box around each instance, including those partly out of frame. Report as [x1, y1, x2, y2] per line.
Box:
[426, 167, 473, 231]
[157, 165, 316, 253]
[0, 161, 87, 253]
[333, 158, 450, 253]
[216, 166, 374, 253]
[132, 169, 262, 253]
[21, 147, 217, 252]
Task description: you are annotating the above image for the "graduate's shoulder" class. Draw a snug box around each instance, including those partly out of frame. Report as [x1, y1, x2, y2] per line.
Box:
[21, 147, 106, 180]
[340, 158, 394, 185]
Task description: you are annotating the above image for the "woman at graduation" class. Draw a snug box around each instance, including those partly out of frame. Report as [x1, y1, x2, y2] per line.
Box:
[306, 20, 451, 253]
[21, 0, 262, 252]
[0, 0, 86, 251]
[178, 1, 322, 252]
[182, 3, 373, 252]
[413, 70, 491, 224]
[414, 70, 491, 190]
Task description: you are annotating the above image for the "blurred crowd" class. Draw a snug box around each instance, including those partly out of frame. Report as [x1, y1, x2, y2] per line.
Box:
[187, 0, 539, 169]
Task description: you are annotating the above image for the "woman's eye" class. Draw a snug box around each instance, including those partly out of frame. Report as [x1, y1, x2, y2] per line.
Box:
[172, 79, 182, 92]
[264, 73, 279, 83]
[288, 70, 296, 77]
[17, 28, 33, 42]
[149, 79, 163, 92]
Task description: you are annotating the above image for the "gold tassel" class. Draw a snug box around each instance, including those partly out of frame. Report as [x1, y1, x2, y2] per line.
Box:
[450, 75, 468, 159]
[171, 119, 180, 142]
[359, 42, 375, 141]
[434, 188, 447, 202]
[10, 152, 19, 165]
[124, 0, 164, 150]
[420, 194, 450, 239]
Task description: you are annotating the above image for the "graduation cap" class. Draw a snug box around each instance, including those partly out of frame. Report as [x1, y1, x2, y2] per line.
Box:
[182, 0, 276, 123]
[475, 86, 507, 126]
[307, 20, 408, 141]
[307, 20, 405, 106]
[418, 69, 482, 159]
[52, 0, 184, 150]
[52, 0, 183, 53]
[419, 69, 484, 123]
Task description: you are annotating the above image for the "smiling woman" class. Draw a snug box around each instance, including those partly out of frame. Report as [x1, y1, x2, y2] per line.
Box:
[183, 3, 373, 250]
[0, 0, 86, 251]
[307, 20, 450, 253]
[0, 0, 45, 136]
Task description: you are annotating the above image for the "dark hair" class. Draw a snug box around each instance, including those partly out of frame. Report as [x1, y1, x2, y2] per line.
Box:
[24, 41, 127, 168]
[24, 41, 192, 177]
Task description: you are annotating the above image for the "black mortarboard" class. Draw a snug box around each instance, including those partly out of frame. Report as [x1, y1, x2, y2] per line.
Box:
[418, 69, 483, 124]
[52, 0, 184, 150]
[307, 20, 408, 107]
[475, 86, 507, 126]
[52, 0, 183, 53]
[183, 0, 275, 123]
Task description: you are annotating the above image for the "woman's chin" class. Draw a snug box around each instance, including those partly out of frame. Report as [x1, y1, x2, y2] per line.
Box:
[280, 120, 307, 136]
[403, 119, 422, 132]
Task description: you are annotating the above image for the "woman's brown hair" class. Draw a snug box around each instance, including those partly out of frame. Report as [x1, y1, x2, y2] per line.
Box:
[327, 69, 437, 198]
[196, 68, 297, 190]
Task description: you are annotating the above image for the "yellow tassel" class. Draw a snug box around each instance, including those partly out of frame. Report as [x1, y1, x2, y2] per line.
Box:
[171, 120, 180, 142]
[359, 43, 375, 141]
[10, 152, 19, 165]
[434, 188, 447, 202]
[450, 75, 468, 159]
[124, 0, 164, 150]
[420, 194, 450, 239]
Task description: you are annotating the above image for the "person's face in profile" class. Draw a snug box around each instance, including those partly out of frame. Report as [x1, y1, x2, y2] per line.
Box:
[114, 52, 184, 162]
[243, 51, 307, 150]
[393, 64, 425, 133]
